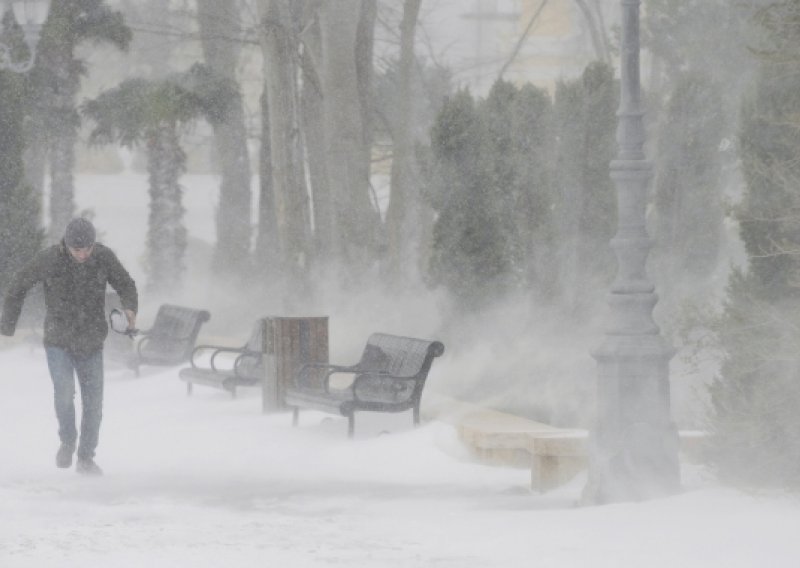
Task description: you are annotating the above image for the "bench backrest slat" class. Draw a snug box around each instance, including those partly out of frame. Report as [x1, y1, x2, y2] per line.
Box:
[359, 333, 443, 377]
[140, 304, 211, 363]
[359, 333, 444, 377]
[347, 333, 444, 404]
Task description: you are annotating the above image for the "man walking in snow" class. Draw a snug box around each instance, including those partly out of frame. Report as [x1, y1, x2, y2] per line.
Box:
[0, 218, 137, 475]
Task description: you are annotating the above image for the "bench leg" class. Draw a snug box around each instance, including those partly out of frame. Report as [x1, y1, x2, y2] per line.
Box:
[126, 355, 140, 377]
[292, 407, 299, 427]
[347, 414, 355, 438]
[413, 405, 420, 427]
[186, 382, 192, 396]
[230, 387, 237, 399]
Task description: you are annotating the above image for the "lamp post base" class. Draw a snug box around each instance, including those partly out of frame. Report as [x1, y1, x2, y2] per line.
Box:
[583, 334, 681, 504]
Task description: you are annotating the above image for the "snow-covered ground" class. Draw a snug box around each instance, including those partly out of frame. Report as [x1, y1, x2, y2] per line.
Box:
[2, 173, 799, 566]
[1, 345, 799, 568]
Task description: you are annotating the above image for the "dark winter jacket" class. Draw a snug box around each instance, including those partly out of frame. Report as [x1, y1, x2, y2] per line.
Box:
[0, 242, 138, 353]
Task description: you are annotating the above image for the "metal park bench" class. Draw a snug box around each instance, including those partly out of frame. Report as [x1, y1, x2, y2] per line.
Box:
[178, 319, 266, 397]
[129, 304, 211, 375]
[284, 333, 445, 437]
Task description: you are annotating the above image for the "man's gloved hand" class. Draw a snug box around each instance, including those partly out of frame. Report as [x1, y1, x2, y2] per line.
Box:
[124, 309, 136, 332]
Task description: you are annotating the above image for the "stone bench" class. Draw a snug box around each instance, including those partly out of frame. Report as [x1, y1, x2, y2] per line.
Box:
[526, 430, 588, 492]
[446, 399, 709, 493]
[450, 403, 588, 492]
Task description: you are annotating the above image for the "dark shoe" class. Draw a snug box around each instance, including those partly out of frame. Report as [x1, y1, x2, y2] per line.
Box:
[56, 444, 75, 468]
[76, 458, 103, 476]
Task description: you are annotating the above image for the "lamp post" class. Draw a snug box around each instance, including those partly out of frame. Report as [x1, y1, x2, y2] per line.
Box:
[0, 0, 50, 73]
[582, 0, 680, 504]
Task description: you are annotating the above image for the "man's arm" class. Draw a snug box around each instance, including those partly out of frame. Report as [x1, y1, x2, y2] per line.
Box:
[1, 253, 46, 336]
[104, 248, 138, 330]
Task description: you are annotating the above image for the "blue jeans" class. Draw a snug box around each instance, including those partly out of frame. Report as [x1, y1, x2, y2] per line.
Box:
[45, 347, 104, 460]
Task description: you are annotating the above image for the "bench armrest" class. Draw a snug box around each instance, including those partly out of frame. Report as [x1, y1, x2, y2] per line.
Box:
[189, 344, 246, 370]
[294, 362, 361, 391]
[233, 350, 262, 379]
[136, 335, 151, 357]
[142, 330, 200, 342]
[350, 372, 422, 403]
[299, 362, 361, 373]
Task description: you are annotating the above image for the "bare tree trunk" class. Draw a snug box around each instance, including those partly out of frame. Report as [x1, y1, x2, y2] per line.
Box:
[258, 0, 312, 280]
[146, 125, 187, 295]
[384, 0, 422, 283]
[196, 0, 253, 278]
[498, 0, 549, 79]
[356, 0, 377, 193]
[319, 0, 377, 271]
[299, 23, 333, 259]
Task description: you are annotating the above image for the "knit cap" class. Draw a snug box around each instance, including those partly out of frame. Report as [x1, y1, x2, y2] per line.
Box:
[64, 218, 96, 248]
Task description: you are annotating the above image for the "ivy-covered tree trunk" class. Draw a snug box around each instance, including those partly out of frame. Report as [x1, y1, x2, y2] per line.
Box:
[48, 113, 78, 238]
[22, 119, 47, 219]
[84, 70, 218, 297]
[197, 0, 253, 278]
[31, 0, 78, 241]
[145, 125, 187, 294]
[28, 0, 129, 241]
[0, 14, 42, 295]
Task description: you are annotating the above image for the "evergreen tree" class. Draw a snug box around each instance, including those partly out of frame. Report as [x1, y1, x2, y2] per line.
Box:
[642, 1, 750, 307]
[428, 90, 498, 308]
[552, 62, 617, 312]
[643, 0, 754, 119]
[480, 80, 525, 291]
[426, 81, 554, 310]
[510, 85, 556, 298]
[710, 270, 800, 487]
[651, 71, 725, 295]
[710, 0, 800, 487]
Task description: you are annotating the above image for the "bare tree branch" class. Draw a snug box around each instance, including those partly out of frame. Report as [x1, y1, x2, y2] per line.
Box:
[497, 0, 549, 80]
[573, 0, 610, 64]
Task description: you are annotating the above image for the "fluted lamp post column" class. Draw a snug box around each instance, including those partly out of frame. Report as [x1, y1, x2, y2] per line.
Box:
[0, 0, 50, 73]
[582, 0, 680, 504]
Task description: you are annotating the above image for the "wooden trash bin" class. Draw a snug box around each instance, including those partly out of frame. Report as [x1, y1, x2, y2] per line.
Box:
[262, 316, 329, 412]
